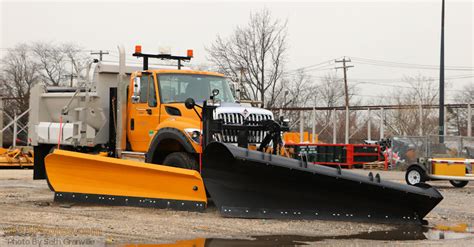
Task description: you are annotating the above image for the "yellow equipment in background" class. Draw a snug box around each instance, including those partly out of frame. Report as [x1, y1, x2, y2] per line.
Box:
[406, 157, 473, 188]
[0, 147, 34, 167]
[283, 132, 318, 144]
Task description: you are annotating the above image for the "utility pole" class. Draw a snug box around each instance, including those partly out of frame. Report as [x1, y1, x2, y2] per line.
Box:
[91, 50, 109, 61]
[335, 57, 354, 144]
[438, 0, 445, 143]
[64, 73, 77, 87]
[64, 59, 77, 87]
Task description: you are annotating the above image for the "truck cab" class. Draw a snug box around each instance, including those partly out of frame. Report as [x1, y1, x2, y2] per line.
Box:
[29, 46, 273, 178]
[127, 69, 240, 168]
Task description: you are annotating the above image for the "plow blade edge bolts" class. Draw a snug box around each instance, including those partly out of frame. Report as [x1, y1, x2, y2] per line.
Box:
[202, 142, 443, 224]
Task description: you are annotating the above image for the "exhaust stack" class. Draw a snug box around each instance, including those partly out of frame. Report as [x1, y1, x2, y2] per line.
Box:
[116, 45, 127, 157]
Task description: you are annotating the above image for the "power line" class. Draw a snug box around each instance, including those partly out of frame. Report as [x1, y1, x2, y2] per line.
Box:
[347, 74, 474, 81]
[352, 93, 459, 102]
[352, 56, 474, 69]
[283, 59, 334, 74]
[0, 47, 112, 53]
[90, 50, 109, 61]
[351, 57, 474, 71]
[354, 81, 465, 92]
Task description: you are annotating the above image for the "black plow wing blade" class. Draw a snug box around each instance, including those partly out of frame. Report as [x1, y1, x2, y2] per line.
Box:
[202, 142, 443, 224]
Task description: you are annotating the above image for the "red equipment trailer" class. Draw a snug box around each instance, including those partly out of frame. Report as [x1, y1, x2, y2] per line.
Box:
[286, 143, 382, 169]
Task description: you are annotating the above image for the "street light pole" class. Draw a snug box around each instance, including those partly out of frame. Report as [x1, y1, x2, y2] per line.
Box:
[438, 0, 445, 142]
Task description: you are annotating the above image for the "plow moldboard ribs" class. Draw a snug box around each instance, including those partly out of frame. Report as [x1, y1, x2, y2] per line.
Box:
[45, 150, 207, 211]
[202, 142, 443, 224]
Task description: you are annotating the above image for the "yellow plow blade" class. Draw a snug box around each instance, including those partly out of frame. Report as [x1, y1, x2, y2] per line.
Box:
[45, 150, 207, 211]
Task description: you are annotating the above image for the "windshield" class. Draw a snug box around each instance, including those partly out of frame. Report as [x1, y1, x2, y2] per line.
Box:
[158, 74, 235, 103]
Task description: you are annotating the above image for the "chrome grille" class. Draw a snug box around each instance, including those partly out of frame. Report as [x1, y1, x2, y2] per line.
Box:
[217, 113, 272, 143]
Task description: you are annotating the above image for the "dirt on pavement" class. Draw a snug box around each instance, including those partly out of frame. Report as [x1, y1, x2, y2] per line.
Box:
[0, 169, 472, 246]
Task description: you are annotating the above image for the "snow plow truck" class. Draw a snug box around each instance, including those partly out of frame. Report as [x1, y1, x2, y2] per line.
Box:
[28, 45, 443, 224]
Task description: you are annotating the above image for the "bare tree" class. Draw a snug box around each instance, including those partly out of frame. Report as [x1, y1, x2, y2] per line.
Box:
[62, 43, 91, 82]
[383, 75, 439, 136]
[0, 42, 90, 145]
[277, 70, 315, 125]
[0, 44, 41, 145]
[450, 83, 474, 136]
[0, 44, 40, 115]
[308, 73, 363, 143]
[207, 8, 287, 108]
[32, 42, 67, 86]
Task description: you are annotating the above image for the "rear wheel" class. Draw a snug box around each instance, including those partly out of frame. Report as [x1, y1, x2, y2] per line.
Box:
[406, 166, 426, 186]
[449, 180, 468, 188]
[162, 152, 199, 171]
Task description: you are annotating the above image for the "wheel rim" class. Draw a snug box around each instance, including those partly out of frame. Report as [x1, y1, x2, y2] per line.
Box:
[408, 170, 421, 185]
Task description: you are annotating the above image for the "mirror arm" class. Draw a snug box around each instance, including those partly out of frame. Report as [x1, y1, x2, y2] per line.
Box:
[193, 108, 202, 121]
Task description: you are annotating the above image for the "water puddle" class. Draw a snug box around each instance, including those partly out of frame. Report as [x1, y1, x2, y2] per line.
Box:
[121, 223, 474, 246]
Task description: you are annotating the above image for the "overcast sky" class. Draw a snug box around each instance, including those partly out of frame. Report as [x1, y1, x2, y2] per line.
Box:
[1, 0, 473, 103]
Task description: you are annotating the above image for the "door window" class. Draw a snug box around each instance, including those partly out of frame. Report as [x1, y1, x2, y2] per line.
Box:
[148, 75, 157, 107]
[139, 75, 149, 103]
[134, 74, 157, 107]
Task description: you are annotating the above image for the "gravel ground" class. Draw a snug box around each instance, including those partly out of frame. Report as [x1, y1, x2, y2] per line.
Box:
[0, 169, 472, 246]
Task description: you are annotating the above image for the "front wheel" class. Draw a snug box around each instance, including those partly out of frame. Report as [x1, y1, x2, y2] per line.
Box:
[449, 180, 468, 188]
[162, 152, 199, 171]
[406, 166, 426, 186]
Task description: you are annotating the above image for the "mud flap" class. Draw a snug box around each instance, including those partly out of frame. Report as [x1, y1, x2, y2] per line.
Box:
[202, 142, 443, 224]
[45, 150, 207, 211]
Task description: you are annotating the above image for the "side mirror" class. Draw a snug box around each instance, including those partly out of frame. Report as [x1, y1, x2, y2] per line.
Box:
[131, 95, 140, 103]
[212, 89, 219, 97]
[209, 89, 221, 106]
[133, 77, 141, 92]
[185, 98, 196, 109]
[132, 77, 141, 103]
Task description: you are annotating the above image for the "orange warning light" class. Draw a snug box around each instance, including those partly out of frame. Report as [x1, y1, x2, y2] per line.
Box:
[187, 49, 194, 58]
[135, 45, 142, 54]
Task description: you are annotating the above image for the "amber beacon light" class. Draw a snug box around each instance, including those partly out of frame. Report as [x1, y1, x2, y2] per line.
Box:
[135, 45, 142, 54]
[187, 49, 194, 58]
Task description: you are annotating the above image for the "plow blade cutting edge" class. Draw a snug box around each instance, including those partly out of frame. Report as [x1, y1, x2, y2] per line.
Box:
[45, 150, 207, 211]
[202, 142, 443, 224]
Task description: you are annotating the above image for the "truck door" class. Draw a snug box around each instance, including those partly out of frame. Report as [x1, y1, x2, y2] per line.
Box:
[127, 73, 159, 152]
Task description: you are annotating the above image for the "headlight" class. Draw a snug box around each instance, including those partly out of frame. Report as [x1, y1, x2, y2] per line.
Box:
[184, 128, 201, 144]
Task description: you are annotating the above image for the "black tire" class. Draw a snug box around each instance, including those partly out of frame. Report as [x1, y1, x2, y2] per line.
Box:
[405, 166, 426, 186]
[449, 180, 469, 188]
[162, 152, 199, 171]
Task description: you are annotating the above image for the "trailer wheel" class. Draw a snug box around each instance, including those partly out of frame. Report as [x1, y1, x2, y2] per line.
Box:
[449, 180, 468, 188]
[162, 152, 198, 171]
[406, 166, 426, 185]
